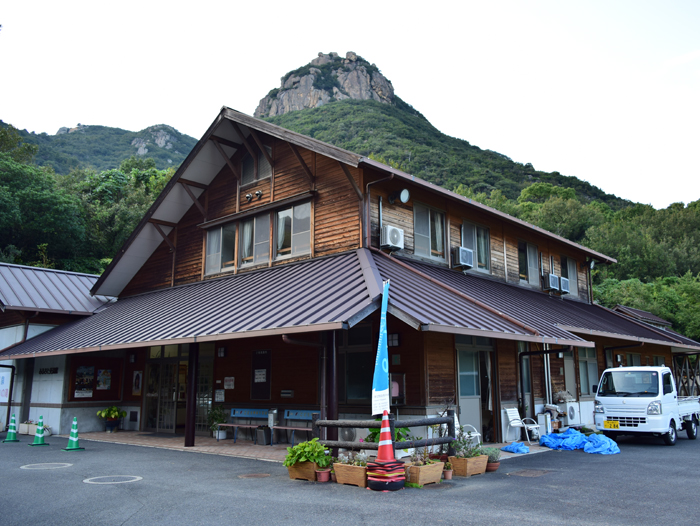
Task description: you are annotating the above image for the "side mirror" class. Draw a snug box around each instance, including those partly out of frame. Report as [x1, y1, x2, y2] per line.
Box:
[592, 385, 598, 394]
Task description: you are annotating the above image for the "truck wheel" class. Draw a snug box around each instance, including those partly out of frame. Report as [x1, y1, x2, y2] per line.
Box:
[663, 421, 677, 446]
[603, 431, 618, 440]
[685, 417, 698, 440]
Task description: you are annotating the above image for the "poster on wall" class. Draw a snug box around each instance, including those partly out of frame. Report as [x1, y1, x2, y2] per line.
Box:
[215, 389, 225, 402]
[132, 371, 143, 396]
[96, 369, 112, 390]
[224, 377, 235, 389]
[0, 371, 10, 403]
[74, 366, 95, 398]
[254, 369, 266, 383]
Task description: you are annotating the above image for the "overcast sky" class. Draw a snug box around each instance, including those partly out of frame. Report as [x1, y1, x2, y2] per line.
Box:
[1, 1, 698, 209]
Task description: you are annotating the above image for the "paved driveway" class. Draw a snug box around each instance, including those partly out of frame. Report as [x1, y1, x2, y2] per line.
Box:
[1, 432, 697, 525]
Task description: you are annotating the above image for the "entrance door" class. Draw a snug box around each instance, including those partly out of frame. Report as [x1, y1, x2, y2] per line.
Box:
[563, 352, 576, 396]
[458, 350, 481, 435]
[144, 344, 188, 433]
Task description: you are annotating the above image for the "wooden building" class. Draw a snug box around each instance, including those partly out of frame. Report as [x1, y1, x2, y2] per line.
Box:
[2, 108, 699, 442]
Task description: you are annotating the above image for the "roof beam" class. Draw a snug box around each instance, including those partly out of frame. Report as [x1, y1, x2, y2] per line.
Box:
[210, 138, 240, 180]
[152, 222, 176, 252]
[209, 135, 241, 149]
[230, 121, 257, 160]
[179, 181, 206, 217]
[287, 142, 314, 183]
[338, 162, 363, 201]
[178, 178, 208, 190]
[248, 128, 273, 167]
[149, 219, 178, 228]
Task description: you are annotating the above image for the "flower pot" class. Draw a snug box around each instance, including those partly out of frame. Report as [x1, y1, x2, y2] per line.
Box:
[330, 472, 337, 483]
[486, 462, 500, 472]
[287, 461, 319, 481]
[105, 419, 120, 433]
[315, 469, 331, 482]
[215, 429, 228, 440]
[443, 469, 453, 480]
[333, 463, 368, 488]
[449, 455, 488, 477]
[406, 462, 444, 486]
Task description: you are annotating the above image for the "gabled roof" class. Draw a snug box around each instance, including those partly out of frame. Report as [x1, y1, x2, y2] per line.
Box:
[0, 263, 112, 316]
[92, 107, 615, 298]
[614, 305, 672, 327]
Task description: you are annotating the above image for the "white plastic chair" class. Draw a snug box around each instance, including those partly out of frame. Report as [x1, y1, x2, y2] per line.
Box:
[505, 407, 540, 445]
[460, 424, 482, 447]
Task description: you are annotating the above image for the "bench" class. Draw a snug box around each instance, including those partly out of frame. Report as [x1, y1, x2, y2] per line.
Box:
[270, 410, 314, 446]
[216, 408, 269, 444]
[504, 407, 540, 445]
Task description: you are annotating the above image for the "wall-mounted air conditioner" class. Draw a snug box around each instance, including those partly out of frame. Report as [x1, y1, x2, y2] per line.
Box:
[451, 246, 474, 270]
[559, 277, 570, 294]
[544, 273, 559, 291]
[381, 225, 404, 251]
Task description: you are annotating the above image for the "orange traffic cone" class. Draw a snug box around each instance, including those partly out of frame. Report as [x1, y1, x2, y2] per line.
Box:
[375, 410, 395, 462]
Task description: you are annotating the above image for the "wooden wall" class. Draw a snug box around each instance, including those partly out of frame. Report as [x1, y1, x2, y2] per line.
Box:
[425, 332, 456, 406]
[497, 339, 518, 403]
[386, 316, 425, 407]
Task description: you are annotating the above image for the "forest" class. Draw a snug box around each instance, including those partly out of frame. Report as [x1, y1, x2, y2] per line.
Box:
[1, 117, 698, 341]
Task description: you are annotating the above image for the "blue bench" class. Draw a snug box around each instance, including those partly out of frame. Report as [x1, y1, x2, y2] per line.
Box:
[270, 410, 315, 446]
[216, 408, 268, 443]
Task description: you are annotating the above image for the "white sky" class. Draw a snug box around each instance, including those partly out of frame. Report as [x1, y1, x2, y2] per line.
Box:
[1, 1, 698, 209]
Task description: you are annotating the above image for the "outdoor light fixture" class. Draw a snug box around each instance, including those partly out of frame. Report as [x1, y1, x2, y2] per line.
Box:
[388, 189, 410, 205]
[255, 190, 263, 199]
[245, 193, 253, 202]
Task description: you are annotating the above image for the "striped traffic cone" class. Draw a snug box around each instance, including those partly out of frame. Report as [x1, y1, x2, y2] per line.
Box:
[62, 417, 84, 451]
[375, 410, 395, 462]
[3, 414, 20, 443]
[28, 415, 49, 447]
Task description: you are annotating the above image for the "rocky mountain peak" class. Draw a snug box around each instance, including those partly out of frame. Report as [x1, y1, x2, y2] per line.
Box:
[254, 51, 394, 118]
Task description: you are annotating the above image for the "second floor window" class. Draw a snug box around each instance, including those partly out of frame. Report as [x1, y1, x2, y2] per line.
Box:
[205, 224, 236, 275]
[240, 214, 270, 266]
[275, 202, 311, 258]
[518, 241, 539, 287]
[241, 146, 272, 186]
[560, 256, 578, 297]
[414, 203, 446, 261]
[462, 221, 490, 272]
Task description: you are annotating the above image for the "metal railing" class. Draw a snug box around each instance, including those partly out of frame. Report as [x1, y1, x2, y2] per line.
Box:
[312, 409, 456, 456]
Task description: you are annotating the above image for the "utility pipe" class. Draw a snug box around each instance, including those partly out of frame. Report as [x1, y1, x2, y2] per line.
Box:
[365, 175, 394, 248]
[519, 346, 572, 417]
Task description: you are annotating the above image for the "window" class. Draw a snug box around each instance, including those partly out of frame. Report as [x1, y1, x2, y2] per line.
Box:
[414, 203, 446, 261]
[627, 353, 642, 366]
[579, 347, 599, 395]
[240, 213, 270, 266]
[653, 356, 665, 366]
[561, 256, 578, 297]
[205, 223, 236, 275]
[241, 146, 272, 186]
[462, 221, 490, 272]
[518, 241, 539, 287]
[275, 202, 311, 258]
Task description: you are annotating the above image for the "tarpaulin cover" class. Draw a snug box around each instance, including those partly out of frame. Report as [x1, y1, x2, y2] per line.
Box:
[540, 428, 620, 455]
[501, 442, 530, 454]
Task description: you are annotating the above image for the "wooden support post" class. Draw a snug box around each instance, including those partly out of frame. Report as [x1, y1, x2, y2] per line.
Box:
[312, 413, 320, 439]
[388, 412, 396, 457]
[327, 330, 338, 454]
[286, 142, 314, 184]
[338, 161, 363, 201]
[179, 181, 206, 217]
[184, 342, 200, 447]
[230, 121, 257, 159]
[211, 139, 241, 180]
[151, 222, 176, 252]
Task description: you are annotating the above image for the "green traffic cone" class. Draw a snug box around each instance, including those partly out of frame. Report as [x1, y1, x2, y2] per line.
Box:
[62, 417, 84, 451]
[28, 415, 49, 447]
[3, 413, 20, 443]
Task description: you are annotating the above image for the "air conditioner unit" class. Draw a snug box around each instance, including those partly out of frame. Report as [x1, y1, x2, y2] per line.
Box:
[381, 225, 404, 251]
[559, 277, 570, 294]
[557, 401, 581, 426]
[544, 273, 559, 291]
[451, 246, 474, 270]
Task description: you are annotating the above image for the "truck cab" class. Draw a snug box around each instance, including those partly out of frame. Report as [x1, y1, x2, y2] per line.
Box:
[593, 366, 700, 445]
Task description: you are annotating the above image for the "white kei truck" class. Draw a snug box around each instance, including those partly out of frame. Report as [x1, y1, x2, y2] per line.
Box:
[594, 366, 700, 445]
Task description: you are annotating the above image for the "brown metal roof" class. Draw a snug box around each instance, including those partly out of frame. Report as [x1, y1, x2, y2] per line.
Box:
[1, 252, 377, 358]
[614, 305, 672, 327]
[399, 257, 700, 351]
[0, 263, 112, 315]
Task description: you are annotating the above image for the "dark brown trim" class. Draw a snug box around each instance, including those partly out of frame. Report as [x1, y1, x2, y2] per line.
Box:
[148, 219, 178, 228]
[178, 178, 208, 190]
[209, 135, 241, 149]
[210, 139, 240, 180]
[338, 162, 363, 201]
[179, 182, 206, 217]
[230, 121, 257, 159]
[152, 223, 176, 252]
[197, 191, 316, 229]
[287, 142, 314, 183]
[248, 128, 273, 167]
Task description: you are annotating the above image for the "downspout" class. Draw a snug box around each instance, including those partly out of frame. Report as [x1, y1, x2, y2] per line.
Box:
[519, 346, 572, 415]
[365, 175, 394, 248]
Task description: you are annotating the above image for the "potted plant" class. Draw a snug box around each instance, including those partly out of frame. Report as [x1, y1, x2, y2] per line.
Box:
[207, 405, 228, 439]
[96, 406, 127, 433]
[283, 438, 329, 481]
[334, 452, 368, 487]
[315, 451, 333, 482]
[449, 426, 488, 477]
[483, 447, 501, 471]
[18, 420, 51, 436]
[405, 439, 444, 487]
[443, 461, 453, 480]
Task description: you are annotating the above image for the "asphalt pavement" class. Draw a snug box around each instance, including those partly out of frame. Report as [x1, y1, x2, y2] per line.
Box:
[1, 431, 698, 526]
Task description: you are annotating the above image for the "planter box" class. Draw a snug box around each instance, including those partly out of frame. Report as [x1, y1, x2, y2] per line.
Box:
[287, 461, 318, 482]
[406, 461, 444, 486]
[215, 429, 228, 440]
[17, 424, 50, 437]
[333, 463, 367, 488]
[449, 455, 488, 477]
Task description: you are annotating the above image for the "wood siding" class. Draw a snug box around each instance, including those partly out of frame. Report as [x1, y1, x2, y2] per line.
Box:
[497, 339, 518, 403]
[425, 332, 456, 405]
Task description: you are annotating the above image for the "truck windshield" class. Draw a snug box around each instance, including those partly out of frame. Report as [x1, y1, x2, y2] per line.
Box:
[597, 370, 660, 397]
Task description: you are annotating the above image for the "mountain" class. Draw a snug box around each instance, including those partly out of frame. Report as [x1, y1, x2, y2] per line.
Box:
[258, 52, 629, 208]
[0, 121, 197, 175]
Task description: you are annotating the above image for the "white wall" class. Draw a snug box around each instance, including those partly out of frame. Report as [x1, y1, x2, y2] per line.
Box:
[28, 355, 66, 433]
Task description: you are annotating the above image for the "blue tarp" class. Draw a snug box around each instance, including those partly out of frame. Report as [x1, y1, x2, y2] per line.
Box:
[501, 442, 530, 454]
[539, 428, 620, 455]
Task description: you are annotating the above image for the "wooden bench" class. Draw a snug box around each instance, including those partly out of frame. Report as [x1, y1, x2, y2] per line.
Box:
[216, 408, 268, 443]
[270, 410, 314, 446]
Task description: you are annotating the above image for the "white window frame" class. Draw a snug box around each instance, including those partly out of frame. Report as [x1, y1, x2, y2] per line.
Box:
[518, 241, 540, 287]
[561, 255, 579, 297]
[413, 202, 447, 262]
[205, 223, 237, 275]
[579, 347, 599, 396]
[462, 221, 490, 273]
[274, 202, 311, 260]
